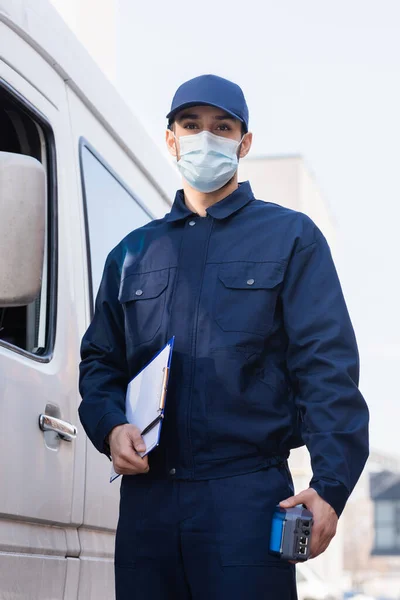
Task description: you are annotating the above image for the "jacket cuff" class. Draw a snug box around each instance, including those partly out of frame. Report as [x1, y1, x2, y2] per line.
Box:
[94, 411, 128, 456]
[309, 477, 350, 518]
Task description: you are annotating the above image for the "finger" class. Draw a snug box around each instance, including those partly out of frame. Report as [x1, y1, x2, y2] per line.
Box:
[126, 426, 146, 453]
[300, 528, 324, 560]
[279, 491, 308, 509]
[114, 464, 135, 475]
[114, 456, 149, 475]
[309, 529, 322, 558]
[309, 524, 324, 557]
[117, 449, 148, 471]
[310, 528, 332, 559]
[279, 495, 297, 508]
[115, 466, 149, 475]
[138, 456, 150, 474]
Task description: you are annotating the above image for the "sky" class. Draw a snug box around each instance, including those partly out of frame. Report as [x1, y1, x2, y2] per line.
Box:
[113, 0, 400, 456]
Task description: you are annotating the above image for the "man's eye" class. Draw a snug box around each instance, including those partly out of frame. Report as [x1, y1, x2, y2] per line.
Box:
[184, 123, 199, 129]
[217, 124, 231, 131]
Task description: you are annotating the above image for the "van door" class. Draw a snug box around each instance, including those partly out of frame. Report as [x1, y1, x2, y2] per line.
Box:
[67, 85, 171, 599]
[0, 32, 84, 600]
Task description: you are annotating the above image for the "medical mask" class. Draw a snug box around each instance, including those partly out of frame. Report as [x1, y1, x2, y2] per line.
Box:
[175, 130, 244, 193]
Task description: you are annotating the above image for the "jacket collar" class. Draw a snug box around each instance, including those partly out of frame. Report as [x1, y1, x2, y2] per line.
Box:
[166, 181, 255, 223]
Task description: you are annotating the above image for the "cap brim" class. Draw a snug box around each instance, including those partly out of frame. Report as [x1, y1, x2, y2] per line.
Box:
[166, 101, 247, 132]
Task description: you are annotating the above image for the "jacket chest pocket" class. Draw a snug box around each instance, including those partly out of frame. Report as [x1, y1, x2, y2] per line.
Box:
[118, 269, 169, 346]
[214, 262, 284, 337]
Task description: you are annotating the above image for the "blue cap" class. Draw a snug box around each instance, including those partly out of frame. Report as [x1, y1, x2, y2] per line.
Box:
[166, 74, 249, 132]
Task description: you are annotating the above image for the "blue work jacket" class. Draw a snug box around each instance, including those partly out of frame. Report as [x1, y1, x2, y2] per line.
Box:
[78, 181, 369, 518]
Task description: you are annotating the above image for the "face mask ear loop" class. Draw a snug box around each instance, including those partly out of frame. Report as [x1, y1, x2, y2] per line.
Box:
[172, 132, 180, 161]
[237, 133, 246, 159]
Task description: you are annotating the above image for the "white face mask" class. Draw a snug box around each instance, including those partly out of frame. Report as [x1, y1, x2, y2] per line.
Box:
[175, 130, 244, 193]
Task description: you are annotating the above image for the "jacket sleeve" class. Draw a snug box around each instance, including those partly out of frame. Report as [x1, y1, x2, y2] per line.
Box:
[281, 225, 369, 518]
[78, 252, 129, 455]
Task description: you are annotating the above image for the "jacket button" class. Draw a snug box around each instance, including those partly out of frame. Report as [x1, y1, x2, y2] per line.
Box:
[169, 468, 176, 475]
[135, 289, 143, 296]
[247, 279, 255, 285]
[188, 220, 196, 226]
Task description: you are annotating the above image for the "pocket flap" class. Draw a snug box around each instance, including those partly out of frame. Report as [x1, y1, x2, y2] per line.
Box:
[118, 269, 169, 303]
[218, 262, 284, 290]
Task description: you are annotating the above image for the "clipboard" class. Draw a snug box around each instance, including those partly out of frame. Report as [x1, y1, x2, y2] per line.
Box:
[110, 336, 175, 482]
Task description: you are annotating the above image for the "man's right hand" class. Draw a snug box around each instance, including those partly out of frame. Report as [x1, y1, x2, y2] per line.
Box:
[108, 424, 150, 475]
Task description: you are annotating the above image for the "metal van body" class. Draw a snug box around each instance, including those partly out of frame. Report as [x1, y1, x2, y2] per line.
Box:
[0, 1, 178, 597]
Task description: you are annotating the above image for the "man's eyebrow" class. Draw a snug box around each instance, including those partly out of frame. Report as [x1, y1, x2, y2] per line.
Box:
[214, 114, 236, 121]
[176, 112, 200, 121]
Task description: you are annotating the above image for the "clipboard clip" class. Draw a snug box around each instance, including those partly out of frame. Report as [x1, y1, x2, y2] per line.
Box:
[159, 366, 169, 411]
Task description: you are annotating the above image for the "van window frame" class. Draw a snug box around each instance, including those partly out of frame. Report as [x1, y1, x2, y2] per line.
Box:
[0, 78, 58, 363]
[78, 137, 154, 317]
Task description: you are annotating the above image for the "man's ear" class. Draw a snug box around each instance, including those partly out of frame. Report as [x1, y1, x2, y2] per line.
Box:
[239, 132, 253, 159]
[166, 128, 178, 158]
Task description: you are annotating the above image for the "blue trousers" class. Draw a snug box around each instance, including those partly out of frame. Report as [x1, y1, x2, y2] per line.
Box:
[115, 463, 298, 600]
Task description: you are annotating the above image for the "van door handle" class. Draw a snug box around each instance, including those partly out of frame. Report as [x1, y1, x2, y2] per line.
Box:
[39, 414, 77, 442]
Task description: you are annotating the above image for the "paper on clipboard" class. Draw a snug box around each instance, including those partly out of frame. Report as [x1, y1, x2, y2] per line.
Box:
[110, 336, 174, 482]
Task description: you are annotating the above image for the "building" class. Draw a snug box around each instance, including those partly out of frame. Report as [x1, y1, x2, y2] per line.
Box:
[343, 451, 400, 599]
[371, 470, 400, 556]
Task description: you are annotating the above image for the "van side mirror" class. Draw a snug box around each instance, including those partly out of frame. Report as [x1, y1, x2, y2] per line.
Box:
[0, 152, 46, 307]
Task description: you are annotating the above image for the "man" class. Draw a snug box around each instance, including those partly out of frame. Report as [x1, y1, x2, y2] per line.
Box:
[79, 74, 369, 600]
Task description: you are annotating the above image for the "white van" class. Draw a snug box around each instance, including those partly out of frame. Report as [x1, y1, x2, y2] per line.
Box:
[0, 1, 178, 598]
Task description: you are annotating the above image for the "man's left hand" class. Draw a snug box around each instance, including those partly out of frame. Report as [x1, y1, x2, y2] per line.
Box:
[279, 488, 338, 562]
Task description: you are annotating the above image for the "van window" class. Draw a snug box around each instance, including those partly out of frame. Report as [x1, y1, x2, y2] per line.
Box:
[0, 84, 56, 358]
[80, 142, 152, 310]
